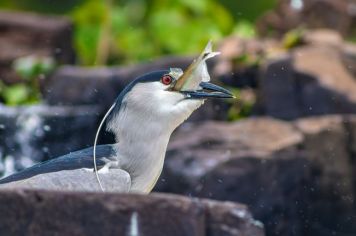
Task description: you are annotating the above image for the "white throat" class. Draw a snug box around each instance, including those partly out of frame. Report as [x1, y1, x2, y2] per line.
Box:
[106, 83, 203, 192]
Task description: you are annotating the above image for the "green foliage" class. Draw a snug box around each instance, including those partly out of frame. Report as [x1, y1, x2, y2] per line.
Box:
[226, 88, 254, 121]
[0, 56, 56, 106]
[13, 56, 55, 80]
[70, 0, 236, 65]
[233, 20, 256, 39]
[0, 0, 277, 66]
[1, 84, 30, 106]
[283, 28, 305, 49]
[219, 0, 277, 22]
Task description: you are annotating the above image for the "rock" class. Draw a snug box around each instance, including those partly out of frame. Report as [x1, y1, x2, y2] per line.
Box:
[256, 0, 301, 37]
[302, 0, 350, 35]
[203, 199, 264, 236]
[156, 116, 356, 236]
[0, 189, 264, 236]
[295, 115, 356, 234]
[294, 45, 356, 115]
[0, 10, 75, 84]
[156, 118, 309, 236]
[256, 53, 299, 119]
[257, 0, 352, 37]
[0, 104, 100, 175]
[341, 42, 356, 77]
[303, 29, 344, 47]
[214, 36, 266, 88]
[257, 44, 356, 120]
[159, 118, 304, 192]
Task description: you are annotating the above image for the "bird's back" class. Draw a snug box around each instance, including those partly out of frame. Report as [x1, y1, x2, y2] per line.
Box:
[0, 145, 131, 192]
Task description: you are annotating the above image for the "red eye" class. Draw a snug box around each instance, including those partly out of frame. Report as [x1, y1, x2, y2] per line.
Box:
[161, 75, 172, 85]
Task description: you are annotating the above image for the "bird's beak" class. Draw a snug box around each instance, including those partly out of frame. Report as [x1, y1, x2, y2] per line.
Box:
[170, 41, 234, 99]
[180, 82, 234, 99]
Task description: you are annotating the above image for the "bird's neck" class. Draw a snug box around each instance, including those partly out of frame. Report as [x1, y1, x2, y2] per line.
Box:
[109, 116, 176, 193]
[106, 92, 203, 193]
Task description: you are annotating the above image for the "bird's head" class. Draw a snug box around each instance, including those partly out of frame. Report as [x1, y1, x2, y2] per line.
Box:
[106, 42, 233, 137]
[105, 69, 233, 137]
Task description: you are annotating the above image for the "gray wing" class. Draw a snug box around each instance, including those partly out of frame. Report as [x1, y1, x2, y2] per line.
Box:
[0, 145, 131, 193]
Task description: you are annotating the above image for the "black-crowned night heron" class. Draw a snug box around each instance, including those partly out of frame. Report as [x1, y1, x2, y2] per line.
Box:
[0, 42, 233, 193]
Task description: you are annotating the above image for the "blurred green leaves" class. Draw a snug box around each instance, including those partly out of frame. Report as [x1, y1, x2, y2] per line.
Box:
[70, 0, 236, 65]
[0, 56, 56, 105]
[0, 84, 29, 106]
[13, 56, 55, 80]
[0, 0, 277, 66]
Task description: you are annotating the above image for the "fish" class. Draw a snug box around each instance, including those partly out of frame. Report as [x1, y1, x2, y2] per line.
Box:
[173, 41, 220, 91]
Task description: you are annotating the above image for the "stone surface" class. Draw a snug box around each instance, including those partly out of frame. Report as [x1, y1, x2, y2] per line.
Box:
[257, 0, 352, 37]
[256, 53, 298, 119]
[256, 0, 301, 37]
[293, 45, 356, 116]
[214, 36, 267, 88]
[0, 189, 264, 236]
[303, 29, 344, 47]
[157, 118, 309, 236]
[257, 43, 356, 120]
[295, 115, 356, 234]
[156, 116, 356, 236]
[0, 104, 100, 175]
[0, 10, 75, 84]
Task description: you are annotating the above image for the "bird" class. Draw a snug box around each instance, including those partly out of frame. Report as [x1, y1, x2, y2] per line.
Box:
[0, 43, 233, 193]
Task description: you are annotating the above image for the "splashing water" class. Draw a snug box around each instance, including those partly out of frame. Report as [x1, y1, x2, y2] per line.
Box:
[127, 212, 140, 236]
[15, 113, 44, 168]
[290, 0, 303, 10]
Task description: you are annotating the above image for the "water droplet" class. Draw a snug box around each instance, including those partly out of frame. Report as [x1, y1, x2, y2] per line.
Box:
[43, 125, 51, 132]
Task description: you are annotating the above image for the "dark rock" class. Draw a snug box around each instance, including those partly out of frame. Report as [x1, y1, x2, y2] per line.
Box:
[256, 53, 299, 119]
[0, 104, 100, 175]
[156, 116, 356, 236]
[341, 42, 356, 77]
[159, 118, 304, 192]
[302, 0, 351, 35]
[257, 44, 356, 120]
[203, 199, 264, 236]
[295, 115, 356, 234]
[157, 118, 309, 236]
[303, 29, 344, 47]
[0, 10, 75, 84]
[257, 0, 352, 37]
[294, 45, 356, 116]
[0, 189, 264, 236]
[256, 0, 302, 37]
[214, 36, 267, 88]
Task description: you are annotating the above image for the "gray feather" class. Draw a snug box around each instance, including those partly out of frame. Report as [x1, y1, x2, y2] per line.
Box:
[0, 145, 117, 184]
[0, 168, 131, 193]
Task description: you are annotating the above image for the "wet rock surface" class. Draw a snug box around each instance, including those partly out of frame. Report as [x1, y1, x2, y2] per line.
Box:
[156, 116, 356, 236]
[295, 115, 356, 235]
[0, 189, 264, 236]
[0, 10, 75, 84]
[257, 0, 354, 37]
[0, 104, 100, 175]
[257, 34, 356, 120]
[1, 9, 356, 236]
[157, 118, 309, 236]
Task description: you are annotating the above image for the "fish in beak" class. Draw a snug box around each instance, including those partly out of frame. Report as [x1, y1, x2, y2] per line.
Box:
[171, 41, 234, 99]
